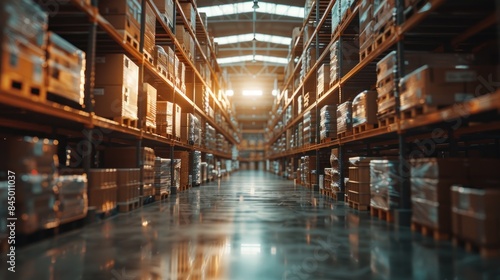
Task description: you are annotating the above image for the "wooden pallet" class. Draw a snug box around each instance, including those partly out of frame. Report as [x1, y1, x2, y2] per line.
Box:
[46, 91, 83, 110]
[452, 237, 500, 258]
[154, 192, 169, 201]
[120, 30, 140, 52]
[143, 51, 154, 65]
[157, 66, 168, 79]
[117, 200, 140, 213]
[411, 222, 449, 241]
[320, 137, 336, 143]
[338, 131, 353, 138]
[1, 73, 46, 101]
[374, 24, 396, 48]
[370, 207, 393, 222]
[348, 200, 370, 211]
[114, 116, 138, 128]
[353, 123, 377, 134]
[360, 41, 376, 62]
[401, 104, 440, 120]
[175, 136, 181, 142]
[144, 124, 157, 134]
[403, 0, 428, 21]
[378, 114, 397, 127]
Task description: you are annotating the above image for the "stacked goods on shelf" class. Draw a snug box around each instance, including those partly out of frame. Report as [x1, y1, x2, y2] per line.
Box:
[451, 185, 500, 258]
[87, 169, 117, 213]
[103, 147, 156, 203]
[45, 32, 86, 106]
[200, 162, 208, 183]
[410, 158, 470, 237]
[175, 104, 182, 139]
[55, 175, 88, 223]
[94, 54, 139, 126]
[116, 169, 140, 212]
[337, 101, 353, 135]
[154, 45, 169, 78]
[303, 110, 317, 145]
[359, 0, 374, 59]
[205, 124, 216, 150]
[154, 158, 171, 198]
[179, 2, 196, 32]
[296, 122, 304, 148]
[152, 0, 175, 29]
[0, 0, 47, 99]
[348, 157, 379, 210]
[174, 54, 181, 86]
[284, 106, 293, 125]
[175, 26, 195, 60]
[166, 46, 175, 81]
[304, 92, 311, 109]
[157, 101, 174, 137]
[301, 156, 316, 187]
[99, 0, 142, 50]
[352, 90, 377, 132]
[181, 113, 201, 145]
[330, 148, 343, 200]
[143, 83, 157, 131]
[370, 159, 400, 214]
[0, 137, 60, 234]
[324, 168, 333, 192]
[206, 154, 215, 181]
[317, 64, 330, 98]
[173, 159, 181, 191]
[329, 39, 358, 86]
[332, 0, 357, 34]
[320, 105, 337, 140]
[174, 151, 190, 189]
[372, 0, 396, 40]
[144, 2, 157, 60]
[193, 151, 202, 186]
[298, 95, 303, 114]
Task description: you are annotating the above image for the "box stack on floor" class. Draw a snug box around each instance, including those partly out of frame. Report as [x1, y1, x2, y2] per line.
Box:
[193, 151, 202, 186]
[116, 169, 140, 212]
[200, 162, 208, 183]
[87, 169, 117, 214]
[320, 105, 337, 141]
[56, 175, 88, 223]
[329, 149, 343, 200]
[370, 159, 400, 221]
[348, 157, 378, 211]
[0, 0, 47, 100]
[154, 158, 171, 200]
[174, 151, 190, 190]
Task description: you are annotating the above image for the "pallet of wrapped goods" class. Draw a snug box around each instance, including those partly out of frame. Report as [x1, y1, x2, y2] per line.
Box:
[410, 158, 470, 240]
[154, 158, 171, 200]
[452, 186, 500, 258]
[180, 113, 200, 145]
[330, 39, 358, 84]
[348, 157, 380, 211]
[400, 65, 481, 116]
[45, 32, 85, 107]
[174, 151, 190, 190]
[157, 101, 174, 137]
[116, 168, 140, 212]
[359, 0, 374, 32]
[94, 54, 139, 126]
[370, 159, 400, 222]
[143, 83, 157, 133]
[337, 101, 353, 137]
[87, 169, 117, 215]
[143, 2, 156, 63]
[56, 174, 88, 224]
[154, 45, 169, 78]
[359, 21, 375, 61]
[372, 0, 396, 44]
[352, 91, 377, 134]
[179, 2, 196, 31]
[99, 0, 142, 51]
[152, 0, 175, 29]
[1, 0, 47, 101]
[193, 151, 202, 186]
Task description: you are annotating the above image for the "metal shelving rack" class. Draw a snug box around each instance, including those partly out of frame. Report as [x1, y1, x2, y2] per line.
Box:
[0, 0, 239, 193]
[266, 0, 500, 225]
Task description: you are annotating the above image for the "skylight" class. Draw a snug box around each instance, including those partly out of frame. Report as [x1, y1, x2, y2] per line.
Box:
[198, 2, 304, 18]
[217, 55, 288, 65]
[215, 33, 291, 46]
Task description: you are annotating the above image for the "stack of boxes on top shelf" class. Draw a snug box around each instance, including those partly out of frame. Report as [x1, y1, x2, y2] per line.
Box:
[99, 0, 142, 51]
[144, 2, 157, 63]
[331, 0, 358, 35]
[359, 0, 374, 60]
[153, 0, 175, 30]
[154, 157, 172, 199]
[1, 0, 87, 107]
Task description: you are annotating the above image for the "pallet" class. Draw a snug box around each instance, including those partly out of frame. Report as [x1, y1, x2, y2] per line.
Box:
[378, 115, 397, 127]
[403, 0, 429, 21]
[353, 123, 377, 134]
[411, 222, 449, 241]
[117, 200, 140, 213]
[348, 200, 370, 211]
[114, 116, 138, 128]
[453, 237, 500, 258]
[143, 51, 154, 65]
[143, 124, 157, 134]
[175, 136, 181, 142]
[154, 192, 169, 201]
[370, 207, 393, 222]
[401, 104, 440, 120]
[46, 91, 84, 110]
[1, 73, 45, 101]
[360, 42, 376, 62]
[320, 137, 336, 143]
[337, 130, 353, 138]
[118, 30, 140, 53]
[374, 24, 396, 48]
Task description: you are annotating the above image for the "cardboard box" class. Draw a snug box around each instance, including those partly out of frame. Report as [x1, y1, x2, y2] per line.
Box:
[143, 83, 157, 128]
[175, 104, 182, 138]
[99, 0, 141, 27]
[93, 85, 138, 120]
[94, 54, 139, 87]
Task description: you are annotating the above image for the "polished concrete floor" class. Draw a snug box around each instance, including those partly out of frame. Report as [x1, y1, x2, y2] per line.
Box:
[2, 170, 500, 280]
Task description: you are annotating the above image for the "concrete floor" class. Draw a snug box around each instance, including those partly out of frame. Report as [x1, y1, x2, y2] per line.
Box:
[3, 170, 500, 280]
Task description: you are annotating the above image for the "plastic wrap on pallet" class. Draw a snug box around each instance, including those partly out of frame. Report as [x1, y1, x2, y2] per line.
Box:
[154, 157, 171, 195]
[400, 65, 478, 111]
[1, 0, 48, 48]
[336, 101, 353, 133]
[56, 174, 88, 224]
[370, 159, 400, 210]
[451, 185, 500, 247]
[193, 151, 202, 185]
[46, 32, 86, 105]
[331, 0, 341, 33]
[373, 0, 396, 34]
[353, 90, 377, 127]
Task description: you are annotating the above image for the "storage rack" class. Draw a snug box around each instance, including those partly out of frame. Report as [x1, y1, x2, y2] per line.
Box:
[0, 0, 240, 194]
[266, 0, 500, 225]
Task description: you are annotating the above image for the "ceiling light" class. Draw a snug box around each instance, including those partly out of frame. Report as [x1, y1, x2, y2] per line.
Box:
[226, 90, 234, 96]
[272, 89, 279, 96]
[243, 90, 263, 96]
[252, 0, 259, 9]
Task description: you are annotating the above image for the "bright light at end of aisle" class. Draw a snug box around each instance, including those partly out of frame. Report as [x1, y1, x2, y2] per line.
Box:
[225, 90, 234, 96]
[272, 89, 279, 96]
[242, 90, 263, 96]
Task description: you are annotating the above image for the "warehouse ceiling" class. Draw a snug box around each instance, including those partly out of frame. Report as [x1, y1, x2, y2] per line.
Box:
[197, 0, 305, 132]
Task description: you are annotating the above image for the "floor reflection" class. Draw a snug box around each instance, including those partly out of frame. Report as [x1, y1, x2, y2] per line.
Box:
[4, 171, 500, 280]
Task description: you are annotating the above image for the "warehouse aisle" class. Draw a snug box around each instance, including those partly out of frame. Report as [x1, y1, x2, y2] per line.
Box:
[7, 171, 500, 280]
